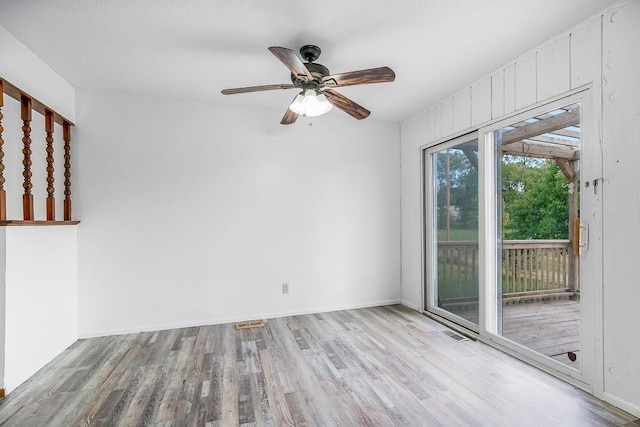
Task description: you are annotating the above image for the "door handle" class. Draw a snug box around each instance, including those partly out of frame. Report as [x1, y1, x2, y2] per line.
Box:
[573, 219, 589, 255]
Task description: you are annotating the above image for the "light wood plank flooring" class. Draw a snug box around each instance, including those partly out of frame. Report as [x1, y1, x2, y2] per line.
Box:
[0, 305, 636, 426]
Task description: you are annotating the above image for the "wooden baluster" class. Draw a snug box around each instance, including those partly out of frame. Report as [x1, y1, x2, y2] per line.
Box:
[523, 248, 529, 292]
[45, 111, 55, 220]
[0, 80, 5, 220]
[510, 248, 516, 293]
[535, 248, 540, 290]
[21, 95, 34, 220]
[531, 248, 536, 291]
[472, 246, 477, 290]
[63, 122, 72, 220]
[516, 248, 521, 293]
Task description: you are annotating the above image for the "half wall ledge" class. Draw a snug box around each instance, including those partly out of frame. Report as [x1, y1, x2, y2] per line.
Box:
[0, 220, 80, 226]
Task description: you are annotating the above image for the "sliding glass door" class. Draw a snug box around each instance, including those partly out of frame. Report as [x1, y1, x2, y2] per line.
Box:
[425, 133, 479, 330]
[495, 101, 582, 369]
[423, 91, 598, 386]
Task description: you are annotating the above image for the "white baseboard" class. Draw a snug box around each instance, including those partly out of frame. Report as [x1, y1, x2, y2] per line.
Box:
[78, 298, 402, 339]
[602, 392, 640, 418]
[400, 300, 421, 311]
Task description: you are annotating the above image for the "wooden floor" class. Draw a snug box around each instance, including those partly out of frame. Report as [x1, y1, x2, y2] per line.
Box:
[503, 299, 580, 368]
[445, 299, 581, 367]
[0, 305, 637, 426]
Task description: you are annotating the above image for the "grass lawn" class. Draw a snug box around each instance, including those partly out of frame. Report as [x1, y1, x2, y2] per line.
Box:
[437, 228, 478, 241]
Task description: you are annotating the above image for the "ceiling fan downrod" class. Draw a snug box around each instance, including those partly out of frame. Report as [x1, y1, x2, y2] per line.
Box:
[299, 45, 321, 63]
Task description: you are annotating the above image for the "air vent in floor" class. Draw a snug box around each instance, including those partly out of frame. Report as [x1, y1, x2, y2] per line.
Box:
[440, 329, 467, 342]
[235, 320, 265, 330]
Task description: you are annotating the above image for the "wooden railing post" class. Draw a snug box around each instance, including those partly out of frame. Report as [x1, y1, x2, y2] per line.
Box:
[21, 95, 34, 220]
[568, 178, 580, 294]
[45, 110, 55, 220]
[0, 78, 78, 225]
[0, 80, 6, 220]
[63, 122, 72, 221]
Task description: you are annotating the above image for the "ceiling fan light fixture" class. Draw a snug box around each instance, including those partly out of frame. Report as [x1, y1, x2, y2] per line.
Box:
[289, 93, 305, 115]
[222, 45, 394, 124]
[289, 89, 332, 117]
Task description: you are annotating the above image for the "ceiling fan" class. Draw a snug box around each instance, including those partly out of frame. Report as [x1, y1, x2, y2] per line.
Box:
[221, 45, 395, 125]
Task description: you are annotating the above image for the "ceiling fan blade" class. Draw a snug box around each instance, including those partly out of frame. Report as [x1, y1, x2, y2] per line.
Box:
[324, 89, 370, 120]
[221, 84, 296, 95]
[322, 66, 395, 87]
[268, 46, 314, 81]
[281, 107, 299, 125]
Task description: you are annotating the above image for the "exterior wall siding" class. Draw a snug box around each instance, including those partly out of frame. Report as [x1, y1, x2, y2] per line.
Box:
[401, 1, 640, 416]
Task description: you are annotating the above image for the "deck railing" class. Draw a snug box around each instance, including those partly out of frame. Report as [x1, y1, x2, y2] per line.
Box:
[437, 241, 478, 300]
[437, 239, 575, 301]
[502, 240, 571, 294]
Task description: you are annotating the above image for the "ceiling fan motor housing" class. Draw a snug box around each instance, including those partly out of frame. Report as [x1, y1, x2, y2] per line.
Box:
[288, 45, 329, 87]
[299, 44, 322, 62]
[291, 62, 330, 86]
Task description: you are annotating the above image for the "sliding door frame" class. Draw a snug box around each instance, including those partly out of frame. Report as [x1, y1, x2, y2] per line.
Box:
[421, 86, 599, 391]
[423, 131, 480, 333]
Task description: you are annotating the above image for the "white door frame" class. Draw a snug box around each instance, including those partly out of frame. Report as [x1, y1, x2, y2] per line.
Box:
[479, 89, 596, 388]
[423, 132, 480, 333]
[421, 86, 601, 392]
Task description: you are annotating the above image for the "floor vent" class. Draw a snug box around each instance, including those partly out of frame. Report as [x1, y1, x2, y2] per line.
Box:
[235, 320, 265, 330]
[440, 330, 467, 342]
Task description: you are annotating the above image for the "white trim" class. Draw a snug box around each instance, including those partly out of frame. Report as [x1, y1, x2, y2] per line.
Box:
[479, 130, 498, 335]
[400, 300, 421, 312]
[78, 299, 402, 338]
[418, 144, 425, 313]
[602, 392, 640, 419]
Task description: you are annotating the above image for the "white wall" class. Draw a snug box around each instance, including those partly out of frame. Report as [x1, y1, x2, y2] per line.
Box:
[400, 0, 640, 417]
[0, 229, 5, 391]
[601, 0, 640, 414]
[76, 90, 401, 337]
[0, 22, 78, 394]
[0, 24, 75, 122]
[2, 227, 78, 393]
[0, 22, 71, 221]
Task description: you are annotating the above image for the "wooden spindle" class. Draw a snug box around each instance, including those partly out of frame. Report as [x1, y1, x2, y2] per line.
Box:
[21, 95, 34, 220]
[45, 110, 55, 220]
[63, 122, 72, 221]
[0, 80, 5, 220]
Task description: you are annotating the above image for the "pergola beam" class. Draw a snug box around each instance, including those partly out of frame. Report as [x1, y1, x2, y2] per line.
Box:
[527, 134, 579, 148]
[550, 128, 581, 139]
[461, 148, 478, 170]
[502, 141, 580, 160]
[502, 108, 580, 146]
[555, 159, 580, 181]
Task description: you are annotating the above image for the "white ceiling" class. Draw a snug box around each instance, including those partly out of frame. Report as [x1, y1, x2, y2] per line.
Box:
[0, 0, 619, 123]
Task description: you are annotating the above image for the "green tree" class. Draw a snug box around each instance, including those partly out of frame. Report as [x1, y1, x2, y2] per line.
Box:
[436, 149, 478, 231]
[504, 159, 569, 239]
[452, 167, 478, 229]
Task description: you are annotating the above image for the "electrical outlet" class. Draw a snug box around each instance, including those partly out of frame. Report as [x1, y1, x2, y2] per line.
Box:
[282, 283, 289, 294]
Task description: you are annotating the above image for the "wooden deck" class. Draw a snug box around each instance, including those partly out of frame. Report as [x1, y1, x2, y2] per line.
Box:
[503, 299, 580, 368]
[443, 298, 581, 367]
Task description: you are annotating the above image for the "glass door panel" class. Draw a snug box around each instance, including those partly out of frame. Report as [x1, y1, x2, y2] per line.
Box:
[496, 102, 582, 369]
[427, 134, 479, 327]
